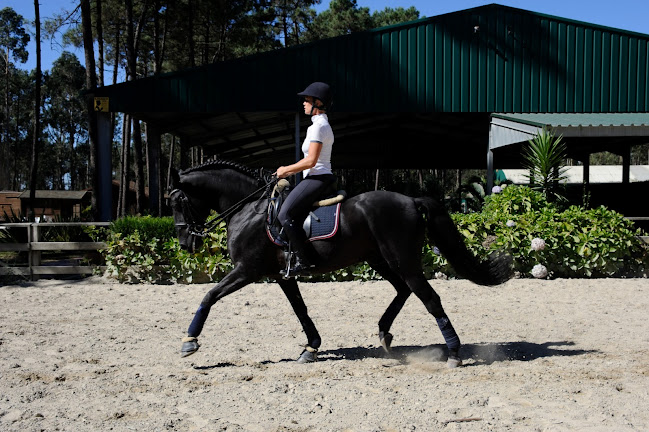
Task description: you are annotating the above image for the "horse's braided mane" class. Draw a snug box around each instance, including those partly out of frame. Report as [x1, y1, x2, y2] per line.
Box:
[180, 158, 262, 182]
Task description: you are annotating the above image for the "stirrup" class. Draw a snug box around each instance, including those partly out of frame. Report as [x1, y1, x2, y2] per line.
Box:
[280, 250, 313, 279]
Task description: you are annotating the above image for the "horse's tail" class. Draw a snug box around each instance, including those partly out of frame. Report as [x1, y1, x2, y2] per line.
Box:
[415, 197, 513, 286]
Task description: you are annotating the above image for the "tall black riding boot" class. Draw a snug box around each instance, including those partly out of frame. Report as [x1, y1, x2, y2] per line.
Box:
[280, 221, 314, 277]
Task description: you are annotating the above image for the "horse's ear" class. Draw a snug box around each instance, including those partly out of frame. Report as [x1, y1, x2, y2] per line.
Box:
[170, 167, 180, 189]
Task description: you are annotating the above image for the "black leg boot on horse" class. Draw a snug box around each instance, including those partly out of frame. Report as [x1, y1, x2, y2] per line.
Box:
[280, 221, 315, 278]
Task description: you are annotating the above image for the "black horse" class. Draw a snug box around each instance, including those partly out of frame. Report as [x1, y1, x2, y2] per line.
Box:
[169, 159, 512, 367]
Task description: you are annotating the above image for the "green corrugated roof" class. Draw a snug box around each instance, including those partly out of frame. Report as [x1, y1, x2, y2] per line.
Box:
[94, 3, 649, 114]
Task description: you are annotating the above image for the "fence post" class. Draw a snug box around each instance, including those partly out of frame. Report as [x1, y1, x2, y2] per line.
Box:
[29, 223, 42, 281]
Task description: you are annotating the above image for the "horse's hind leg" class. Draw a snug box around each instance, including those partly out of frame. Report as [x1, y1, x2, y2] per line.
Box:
[369, 260, 412, 353]
[278, 278, 321, 363]
[404, 273, 463, 368]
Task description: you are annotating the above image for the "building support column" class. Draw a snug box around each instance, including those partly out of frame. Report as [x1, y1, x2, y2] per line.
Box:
[97, 111, 113, 221]
[622, 144, 631, 184]
[486, 125, 494, 194]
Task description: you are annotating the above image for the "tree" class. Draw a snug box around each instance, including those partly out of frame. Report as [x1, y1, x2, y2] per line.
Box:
[523, 129, 569, 203]
[306, 0, 372, 41]
[28, 0, 42, 220]
[7, 67, 31, 190]
[80, 0, 100, 218]
[0, 7, 30, 190]
[44, 52, 87, 190]
[266, 0, 318, 47]
[371, 6, 420, 28]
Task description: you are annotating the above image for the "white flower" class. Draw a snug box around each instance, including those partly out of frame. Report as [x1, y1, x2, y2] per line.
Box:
[532, 264, 548, 279]
[433, 246, 441, 255]
[492, 186, 502, 194]
[506, 220, 516, 227]
[531, 237, 546, 251]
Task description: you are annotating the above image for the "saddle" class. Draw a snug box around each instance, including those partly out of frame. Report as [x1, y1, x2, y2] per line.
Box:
[266, 179, 346, 247]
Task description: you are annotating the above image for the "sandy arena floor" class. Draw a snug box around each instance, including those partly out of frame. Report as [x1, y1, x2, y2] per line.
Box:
[1, 276, 648, 431]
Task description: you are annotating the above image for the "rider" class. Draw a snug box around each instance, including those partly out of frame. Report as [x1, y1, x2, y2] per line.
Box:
[274, 82, 336, 276]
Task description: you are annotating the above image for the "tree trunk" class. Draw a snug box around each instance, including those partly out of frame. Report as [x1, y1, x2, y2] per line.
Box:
[146, 124, 161, 216]
[132, 119, 145, 214]
[124, 0, 148, 214]
[69, 124, 77, 190]
[1, 48, 10, 190]
[188, 0, 196, 66]
[29, 0, 42, 220]
[118, 114, 131, 217]
[80, 0, 99, 219]
[96, 0, 104, 87]
[153, 0, 161, 74]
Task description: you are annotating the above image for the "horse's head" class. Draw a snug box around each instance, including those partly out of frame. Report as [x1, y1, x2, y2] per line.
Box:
[168, 168, 209, 253]
[168, 160, 270, 252]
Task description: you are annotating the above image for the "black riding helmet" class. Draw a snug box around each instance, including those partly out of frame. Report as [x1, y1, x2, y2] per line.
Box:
[297, 82, 332, 111]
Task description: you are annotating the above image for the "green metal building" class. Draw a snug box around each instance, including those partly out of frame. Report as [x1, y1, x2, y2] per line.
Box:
[92, 4, 649, 219]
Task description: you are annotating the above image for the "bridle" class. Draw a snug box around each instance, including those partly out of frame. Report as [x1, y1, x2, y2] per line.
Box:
[169, 177, 277, 238]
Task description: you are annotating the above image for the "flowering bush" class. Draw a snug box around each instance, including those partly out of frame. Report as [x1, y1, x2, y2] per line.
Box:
[435, 185, 649, 278]
[531, 264, 548, 279]
[531, 237, 546, 251]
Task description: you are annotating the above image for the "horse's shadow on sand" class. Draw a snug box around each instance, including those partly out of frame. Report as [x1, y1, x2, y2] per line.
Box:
[194, 341, 597, 370]
[318, 340, 597, 366]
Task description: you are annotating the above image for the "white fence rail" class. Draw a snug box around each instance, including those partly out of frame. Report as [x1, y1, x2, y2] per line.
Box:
[0, 222, 109, 280]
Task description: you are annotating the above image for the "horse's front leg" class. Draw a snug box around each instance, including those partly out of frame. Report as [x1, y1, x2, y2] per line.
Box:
[181, 265, 253, 358]
[277, 278, 321, 363]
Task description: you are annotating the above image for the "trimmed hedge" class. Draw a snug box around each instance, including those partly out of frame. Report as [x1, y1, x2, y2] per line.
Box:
[100, 215, 232, 283]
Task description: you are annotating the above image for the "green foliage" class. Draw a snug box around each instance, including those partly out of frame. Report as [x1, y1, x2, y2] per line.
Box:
[99, 189, 648, 283]
[109, 215, 176, 241]
[0, 7, 30, 64]
[522, 129, 569, 203]
[100, 215, 232, 283]
[371, 6, 420, 28]
[423, 185, 649, 279]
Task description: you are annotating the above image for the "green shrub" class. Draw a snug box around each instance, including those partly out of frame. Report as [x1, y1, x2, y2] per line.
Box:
[109, 215, 176, 241]
[422, 185, 648, 279]
[100, 215, 232, 283]
[99, 186, 648, 283]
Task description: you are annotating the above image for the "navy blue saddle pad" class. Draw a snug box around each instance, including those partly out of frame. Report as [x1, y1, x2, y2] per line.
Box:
[266, 203, 341, 246]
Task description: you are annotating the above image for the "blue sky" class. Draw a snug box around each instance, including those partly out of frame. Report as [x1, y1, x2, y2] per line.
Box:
[5, 0, 649, 74]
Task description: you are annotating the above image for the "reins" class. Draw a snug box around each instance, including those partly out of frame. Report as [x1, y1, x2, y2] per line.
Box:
[171, 177, 277, 238]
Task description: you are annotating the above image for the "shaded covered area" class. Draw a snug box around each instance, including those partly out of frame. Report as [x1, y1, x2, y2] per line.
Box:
[489, 113, 649, 222]
[138, 111, 491, 169]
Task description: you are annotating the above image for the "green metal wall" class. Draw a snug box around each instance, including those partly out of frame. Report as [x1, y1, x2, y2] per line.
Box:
[97, 4, 649, 114]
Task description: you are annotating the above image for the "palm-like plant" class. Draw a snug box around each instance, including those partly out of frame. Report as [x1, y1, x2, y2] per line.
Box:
[523, 129, 569, 203]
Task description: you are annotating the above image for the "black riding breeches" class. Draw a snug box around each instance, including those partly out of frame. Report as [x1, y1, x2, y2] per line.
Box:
[278, 174, 336, 227]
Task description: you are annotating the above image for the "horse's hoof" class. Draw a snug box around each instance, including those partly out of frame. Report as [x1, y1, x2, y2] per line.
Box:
[379, 331, 393, 354]
[296, 346, 318, 363]
[447, 356, 463, 368]
[181, 337, 200, 358]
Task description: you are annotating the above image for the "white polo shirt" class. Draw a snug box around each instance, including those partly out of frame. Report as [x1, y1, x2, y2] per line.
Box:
[302, 114, 334, 177]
